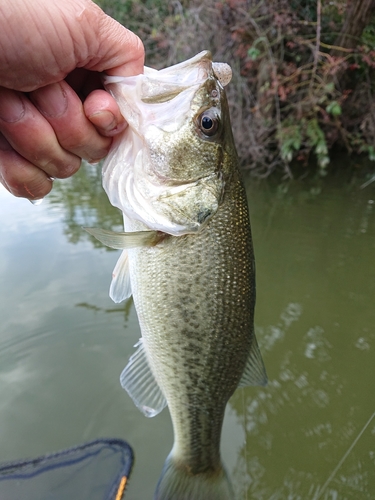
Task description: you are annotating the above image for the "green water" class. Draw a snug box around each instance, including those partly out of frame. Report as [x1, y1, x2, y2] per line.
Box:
[0, 163, 374, 499]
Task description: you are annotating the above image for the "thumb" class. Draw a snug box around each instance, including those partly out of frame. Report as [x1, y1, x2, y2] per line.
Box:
[83, 4, 145, 77]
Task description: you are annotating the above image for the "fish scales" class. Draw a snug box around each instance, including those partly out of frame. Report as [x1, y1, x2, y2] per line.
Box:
[127, 176, 254, 474]
[85, 51, 267, 500]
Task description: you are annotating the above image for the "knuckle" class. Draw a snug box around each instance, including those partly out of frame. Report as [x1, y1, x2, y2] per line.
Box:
[58, 127, 110, 161]
[52, 156, 81, 179]
[59, 126, 99, 154]
[0, 154, 52, 199]
[59, 128, 88, 151]
[137, 36, 145, 59]
[22, 177, 52, 199]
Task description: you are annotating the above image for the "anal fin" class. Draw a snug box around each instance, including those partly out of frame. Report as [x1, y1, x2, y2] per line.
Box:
[238, 333, 268, 387]
[120, 339, 167, 417]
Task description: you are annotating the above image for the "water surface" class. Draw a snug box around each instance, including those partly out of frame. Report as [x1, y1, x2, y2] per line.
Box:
[0, 164, 374, 499]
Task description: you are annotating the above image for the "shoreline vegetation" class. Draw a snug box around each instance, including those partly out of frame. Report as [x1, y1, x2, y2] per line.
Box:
[96, 0, 375, 178]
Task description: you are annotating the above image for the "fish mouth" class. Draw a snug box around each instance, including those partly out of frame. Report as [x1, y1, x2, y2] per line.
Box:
[135, 51, 231, 105]
[104, 51, 232, 100]
[102, 51, 230, 237]
[141, 87, 189, 104]
[153, 172, 223, 202]
[148, 168, 223, 188]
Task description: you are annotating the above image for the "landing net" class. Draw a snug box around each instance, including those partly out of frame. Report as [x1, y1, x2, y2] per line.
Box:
[0, 438, 133, 500]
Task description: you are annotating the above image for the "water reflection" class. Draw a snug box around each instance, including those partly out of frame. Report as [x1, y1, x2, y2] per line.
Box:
[76, 299, 133, 326]
[47, 161, 123, 246]
[1, 165, 375, 499]
[228, 174, 375, 499]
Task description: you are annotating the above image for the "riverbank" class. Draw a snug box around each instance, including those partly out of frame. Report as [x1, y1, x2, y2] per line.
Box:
[96, 0, 375, 178]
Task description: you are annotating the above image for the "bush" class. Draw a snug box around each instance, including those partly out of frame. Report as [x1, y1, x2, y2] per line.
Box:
[96, 0, 375, 177]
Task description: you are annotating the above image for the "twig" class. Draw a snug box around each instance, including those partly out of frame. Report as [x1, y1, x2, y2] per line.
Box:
[314, 411, 375, 500]
[319, 42, 353, 53]
[309, 0, 321, 96]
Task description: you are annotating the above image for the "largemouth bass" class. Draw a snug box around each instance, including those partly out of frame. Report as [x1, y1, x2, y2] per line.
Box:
[86, 51, 267, 500]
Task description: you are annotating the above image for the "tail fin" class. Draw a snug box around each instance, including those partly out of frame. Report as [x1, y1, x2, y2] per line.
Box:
[153, 454, 234, 500]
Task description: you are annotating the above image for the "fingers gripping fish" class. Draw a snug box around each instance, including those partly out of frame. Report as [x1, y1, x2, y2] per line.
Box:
[85, 51, 267, 500]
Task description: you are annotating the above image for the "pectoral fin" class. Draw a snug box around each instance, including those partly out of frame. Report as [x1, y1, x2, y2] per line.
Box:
[238, 334, 268, 387]
[83, 227, 160, 249]
[120, 339, 167, 417]
[110, 250, 132, 303]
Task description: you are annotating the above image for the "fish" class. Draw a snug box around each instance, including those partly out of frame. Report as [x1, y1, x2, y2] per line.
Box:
[85, 51, 267, 500]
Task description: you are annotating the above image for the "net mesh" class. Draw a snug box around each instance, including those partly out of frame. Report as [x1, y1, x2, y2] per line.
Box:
[0, 438, 133, 500]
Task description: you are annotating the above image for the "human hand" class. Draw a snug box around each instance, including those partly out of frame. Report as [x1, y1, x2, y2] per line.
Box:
[0, 0, 144, 201]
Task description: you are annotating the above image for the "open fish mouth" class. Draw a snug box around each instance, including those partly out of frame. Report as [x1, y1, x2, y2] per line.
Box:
[102, 51, 232, 236]
[104, 51, 232, 101]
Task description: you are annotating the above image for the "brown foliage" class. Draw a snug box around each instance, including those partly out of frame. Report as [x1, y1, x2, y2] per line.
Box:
[96, 0, 375, 176]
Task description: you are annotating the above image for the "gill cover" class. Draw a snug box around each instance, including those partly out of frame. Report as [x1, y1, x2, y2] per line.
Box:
[102, 51, 232, 236]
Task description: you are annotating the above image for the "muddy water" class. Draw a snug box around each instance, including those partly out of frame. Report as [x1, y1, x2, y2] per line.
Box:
[0, 164, 374, 499]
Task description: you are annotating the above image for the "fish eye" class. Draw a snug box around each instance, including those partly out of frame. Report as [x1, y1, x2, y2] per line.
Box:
[199, 109, 219, 137]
